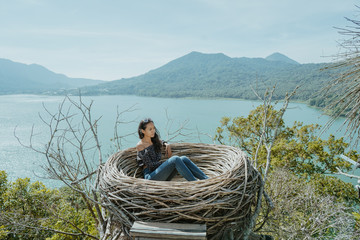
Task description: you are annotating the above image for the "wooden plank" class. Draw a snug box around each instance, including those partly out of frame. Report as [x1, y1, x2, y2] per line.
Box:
[130, 221, 207, 240]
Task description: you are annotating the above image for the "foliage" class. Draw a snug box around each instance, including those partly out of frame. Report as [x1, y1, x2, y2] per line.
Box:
[0, 226, 7, 240]
[0, 174, 55, 239]
[242, 85, 298, 240]
[215, 104, 360, 238]
[40, 187, 98, 240]
[260, 168, 359, 239]
[354, 212, 360, 232]
[0, 171, 8, 239]
[0, 171, 98, 240]
[215, 105, 356, 177]
[310, 173, 359, 204]
[0, 171, 7, 208]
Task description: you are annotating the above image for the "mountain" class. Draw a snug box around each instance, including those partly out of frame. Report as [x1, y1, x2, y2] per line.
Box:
[265, 52, 300, 65]
[77, 51, 333, 101]
[0, 58, 104, 94]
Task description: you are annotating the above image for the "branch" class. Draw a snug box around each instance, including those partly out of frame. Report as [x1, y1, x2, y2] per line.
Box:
[1, 212, 99, 240]
[336, 167, 360, 180]
[113, 103, 138, 151]
[162, 109, 194, 142]
[70, 169, 98, 185]
[243, 86, 298, 239]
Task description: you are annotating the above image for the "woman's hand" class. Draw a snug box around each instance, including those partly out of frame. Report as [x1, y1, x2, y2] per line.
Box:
[165, 143, 172, 158]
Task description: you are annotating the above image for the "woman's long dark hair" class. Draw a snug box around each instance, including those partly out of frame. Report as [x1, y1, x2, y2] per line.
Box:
[138, 118, 162, 153]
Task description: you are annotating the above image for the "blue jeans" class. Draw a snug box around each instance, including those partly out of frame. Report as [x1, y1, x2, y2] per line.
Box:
[143, 156, 209, 181]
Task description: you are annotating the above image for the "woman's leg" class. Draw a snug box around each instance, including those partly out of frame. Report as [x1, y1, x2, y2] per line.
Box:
[165, 168, 177, 181]
[180, 156, 209, 180]
[148, 156, 197, 181]
[144, 156, 208, 181]
[170, 156, 197, 181]
[144, 158, 177, 181]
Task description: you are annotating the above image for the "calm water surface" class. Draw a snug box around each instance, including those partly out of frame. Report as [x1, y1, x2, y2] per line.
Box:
[0, 94, 358, 187]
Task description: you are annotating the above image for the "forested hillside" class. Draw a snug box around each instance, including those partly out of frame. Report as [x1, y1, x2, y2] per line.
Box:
[77, 51, 335, 101]
[1, 52, 336, 102]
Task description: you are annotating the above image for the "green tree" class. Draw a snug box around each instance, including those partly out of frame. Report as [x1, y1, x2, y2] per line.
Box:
[310, 173, 359, 204]
[215, 105, 359, 204]
[40, 187, 98, 240]
[0, 171, 98, 240]
[0, 175, 55, 239]
[215, 105, 356, 176]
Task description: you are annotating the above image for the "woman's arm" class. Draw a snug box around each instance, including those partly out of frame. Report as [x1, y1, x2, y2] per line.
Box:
[163, 141, 172, 158]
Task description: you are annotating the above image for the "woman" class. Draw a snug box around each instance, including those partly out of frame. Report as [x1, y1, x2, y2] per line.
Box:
[136, 118, 208, 181]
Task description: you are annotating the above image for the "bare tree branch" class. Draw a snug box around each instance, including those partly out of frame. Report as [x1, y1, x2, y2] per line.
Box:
[12, 95, 142, 239]
[112, 103, 138, 151]
[321, 10, 360, 146]
[243, 85, 298, 239]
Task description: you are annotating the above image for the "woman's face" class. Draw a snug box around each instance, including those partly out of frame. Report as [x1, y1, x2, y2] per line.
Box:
[142, 122, 156, 139]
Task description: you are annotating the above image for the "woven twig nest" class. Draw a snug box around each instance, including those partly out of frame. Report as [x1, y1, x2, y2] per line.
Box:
[99, 143, 262, 239]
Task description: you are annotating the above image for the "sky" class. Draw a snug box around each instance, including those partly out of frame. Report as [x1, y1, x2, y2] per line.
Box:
[0, 0, 359, 81]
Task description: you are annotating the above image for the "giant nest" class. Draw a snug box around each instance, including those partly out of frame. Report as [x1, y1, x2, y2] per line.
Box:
[99, 143, 263, 239]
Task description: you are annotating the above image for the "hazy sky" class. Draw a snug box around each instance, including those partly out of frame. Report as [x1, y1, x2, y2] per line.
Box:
[0, 0, 358, 80]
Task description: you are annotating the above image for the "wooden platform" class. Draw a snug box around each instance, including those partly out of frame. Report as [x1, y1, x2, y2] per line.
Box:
[130, 221, 207, 240]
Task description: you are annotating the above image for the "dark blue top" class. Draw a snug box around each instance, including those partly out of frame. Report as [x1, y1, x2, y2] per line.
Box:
[136, 144, 162, 172]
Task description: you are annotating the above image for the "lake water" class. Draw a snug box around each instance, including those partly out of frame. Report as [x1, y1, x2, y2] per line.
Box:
[0, 94, 359, 187]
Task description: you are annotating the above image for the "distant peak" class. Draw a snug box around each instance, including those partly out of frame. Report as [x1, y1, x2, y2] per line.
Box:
[265, 52, 299, 65]
[180, 51, 232, 61]
[188, 51, 203, 55]
[186, 51, 230, 58]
